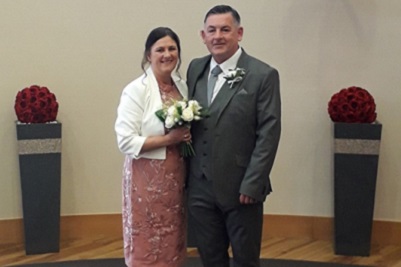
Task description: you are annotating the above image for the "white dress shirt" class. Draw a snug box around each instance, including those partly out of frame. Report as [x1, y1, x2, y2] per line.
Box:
[209, 47, 242, 103]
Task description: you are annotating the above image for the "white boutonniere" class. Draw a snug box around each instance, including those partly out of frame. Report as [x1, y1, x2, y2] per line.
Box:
[223, 68, 246, 88]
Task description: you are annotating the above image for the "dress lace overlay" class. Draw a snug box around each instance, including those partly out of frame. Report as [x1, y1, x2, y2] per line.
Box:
[122, 84, 186, 267]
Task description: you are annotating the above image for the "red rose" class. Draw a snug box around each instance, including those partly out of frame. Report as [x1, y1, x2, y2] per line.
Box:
[328, 86, 376, 123]
[14, 85, 59, 123]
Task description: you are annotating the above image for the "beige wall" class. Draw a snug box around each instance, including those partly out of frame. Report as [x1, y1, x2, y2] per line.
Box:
[1, 0, 400, 221]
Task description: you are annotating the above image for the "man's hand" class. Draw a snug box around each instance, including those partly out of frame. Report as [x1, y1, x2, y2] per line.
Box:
[239, 194, 256, 204]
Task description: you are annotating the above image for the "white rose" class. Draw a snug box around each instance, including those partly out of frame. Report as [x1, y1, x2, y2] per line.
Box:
[182, 108, 194, 122]
[227, 70, 236, 78]
[167, 106, 177, 116]
[165, 116, 175, 128]
[188, 100, 201, 113]
[177, 101, 187, 109]
[188, 100, 195, 108]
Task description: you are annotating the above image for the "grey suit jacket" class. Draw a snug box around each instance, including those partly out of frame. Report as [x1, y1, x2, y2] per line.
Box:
[187, 49, 281, 206]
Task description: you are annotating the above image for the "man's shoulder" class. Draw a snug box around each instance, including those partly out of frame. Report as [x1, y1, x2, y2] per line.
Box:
[187, 55, 211, 80]
[243, 53, 277, 73]
[239, 52, 279, 83]
[190, 55, 209, 63]
[189, 54, 211, 66]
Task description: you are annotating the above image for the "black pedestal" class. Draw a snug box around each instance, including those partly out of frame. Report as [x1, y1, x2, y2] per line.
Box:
[333, 122, 381, 256]
[16, 122, 62, 255]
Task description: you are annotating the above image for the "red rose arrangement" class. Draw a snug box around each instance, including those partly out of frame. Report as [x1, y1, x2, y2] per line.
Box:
[14, 85, 59, 123]
[328, 86, 376, 123]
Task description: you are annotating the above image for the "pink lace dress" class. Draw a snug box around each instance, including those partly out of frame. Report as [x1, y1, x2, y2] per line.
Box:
[122, 84, 186, 267]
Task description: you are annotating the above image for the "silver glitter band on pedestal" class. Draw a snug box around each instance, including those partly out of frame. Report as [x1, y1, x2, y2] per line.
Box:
[18, 138, 62, 155]
[334, 139, 380, 155]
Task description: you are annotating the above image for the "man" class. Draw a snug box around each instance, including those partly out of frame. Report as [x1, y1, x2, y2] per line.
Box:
[186, 5, 281, 267]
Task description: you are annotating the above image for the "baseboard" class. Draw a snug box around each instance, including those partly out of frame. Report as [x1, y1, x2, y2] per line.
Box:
[263, 215, 401, 246]
[1, 214, 400, 246]
[0, 214, 122, 245]
[262, 215, 333, 241]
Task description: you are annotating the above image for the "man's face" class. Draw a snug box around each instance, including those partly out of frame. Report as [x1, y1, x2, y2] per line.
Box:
[201, 13, 243, 64]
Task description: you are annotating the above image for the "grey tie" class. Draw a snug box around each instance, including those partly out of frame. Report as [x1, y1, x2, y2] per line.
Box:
[207, 65, 222, 105]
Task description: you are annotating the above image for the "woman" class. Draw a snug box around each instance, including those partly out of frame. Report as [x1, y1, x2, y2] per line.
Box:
[115, 27, 190, 267]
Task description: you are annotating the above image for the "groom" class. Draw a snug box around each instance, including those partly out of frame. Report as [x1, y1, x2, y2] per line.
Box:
[186, 5, 281, 267]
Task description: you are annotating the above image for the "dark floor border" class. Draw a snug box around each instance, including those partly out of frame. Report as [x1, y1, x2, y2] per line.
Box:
[10, 257, 372, 267]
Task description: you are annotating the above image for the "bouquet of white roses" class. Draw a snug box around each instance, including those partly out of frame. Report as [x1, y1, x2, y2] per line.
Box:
[155, 99, 208, 157]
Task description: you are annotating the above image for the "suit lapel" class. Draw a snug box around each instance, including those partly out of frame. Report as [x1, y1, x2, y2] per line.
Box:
[212, 51, 250, 125]
[189, 56, 211, 100]
[210, 81, 238, 120]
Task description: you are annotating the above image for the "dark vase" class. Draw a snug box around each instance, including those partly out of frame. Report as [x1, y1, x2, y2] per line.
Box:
[333, 122, 382, 256]
[16, 122, 62, 255]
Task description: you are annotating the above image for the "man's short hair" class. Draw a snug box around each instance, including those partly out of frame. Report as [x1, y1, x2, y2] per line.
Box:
[204, 5, 241, 25]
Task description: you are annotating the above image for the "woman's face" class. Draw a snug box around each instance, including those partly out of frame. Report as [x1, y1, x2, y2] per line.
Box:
[148, 36, 179, 78]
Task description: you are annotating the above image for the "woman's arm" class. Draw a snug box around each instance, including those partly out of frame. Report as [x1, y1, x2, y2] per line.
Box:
[115, 83, 191, 157]
[140, 127, 191, 153]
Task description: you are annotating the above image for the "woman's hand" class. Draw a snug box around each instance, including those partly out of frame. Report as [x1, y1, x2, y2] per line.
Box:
[167, 127, 192, 145]
[139, 127, 191, 153]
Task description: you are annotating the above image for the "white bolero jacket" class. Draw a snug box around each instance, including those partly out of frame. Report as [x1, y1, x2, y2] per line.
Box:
[115, 67, 188, 159]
